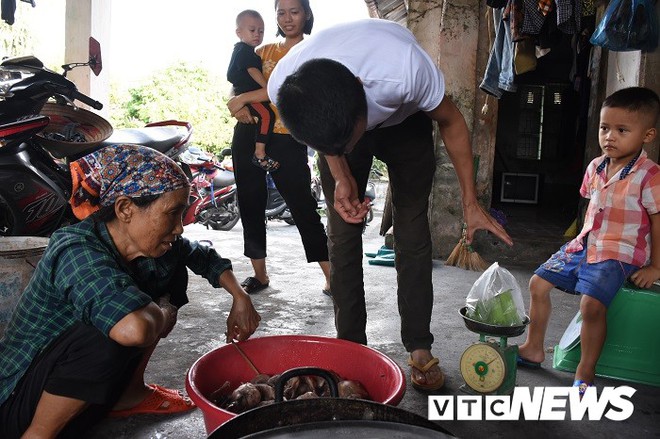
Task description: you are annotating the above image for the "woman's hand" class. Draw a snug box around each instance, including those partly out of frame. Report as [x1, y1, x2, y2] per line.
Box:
[234, 107, 257, 124]
[234, 107, 259, 124]
[227, 95, 245, 116]
[157, 295, 178, 338]
[227, 95, 255, 124]
[225, 293, 261, 343]
[218, 270, 261, 342]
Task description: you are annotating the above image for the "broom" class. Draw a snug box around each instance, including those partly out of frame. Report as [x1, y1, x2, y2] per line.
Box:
[445, 223, 489, 271]
[445, 156, 489, 271]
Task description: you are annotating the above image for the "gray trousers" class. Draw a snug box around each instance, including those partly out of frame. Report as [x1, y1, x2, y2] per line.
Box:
[318, 112, 437, 352]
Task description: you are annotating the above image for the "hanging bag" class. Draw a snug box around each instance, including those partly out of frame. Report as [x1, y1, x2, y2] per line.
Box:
[590, 0, 659, 51]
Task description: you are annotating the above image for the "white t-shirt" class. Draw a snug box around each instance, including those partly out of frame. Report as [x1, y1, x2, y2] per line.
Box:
[267, 18, 445, 130]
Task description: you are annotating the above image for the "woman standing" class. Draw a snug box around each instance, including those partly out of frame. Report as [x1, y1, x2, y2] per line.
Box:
[228, 0, 330, 296]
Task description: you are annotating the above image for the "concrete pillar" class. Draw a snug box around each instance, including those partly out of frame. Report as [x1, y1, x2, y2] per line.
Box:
[407, 0, 483, 258]
[64, 0, 111, 116]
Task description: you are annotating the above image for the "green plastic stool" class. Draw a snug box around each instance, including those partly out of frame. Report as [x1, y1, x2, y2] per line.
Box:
[553, 283, 660, 387]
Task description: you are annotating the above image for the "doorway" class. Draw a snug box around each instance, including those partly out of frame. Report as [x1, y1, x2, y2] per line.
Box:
[490, 32, 588, 242]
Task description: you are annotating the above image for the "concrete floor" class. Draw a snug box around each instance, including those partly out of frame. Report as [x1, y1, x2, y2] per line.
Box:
[90, 191, 660, 438]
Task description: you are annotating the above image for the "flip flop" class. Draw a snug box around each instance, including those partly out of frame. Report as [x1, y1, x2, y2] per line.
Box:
[516, 355, 542, 369]
[573, 379, 595, 399]
[241, 276, 269, 294]
[108, 384, 195, 418]
[408, 356, 445, 392]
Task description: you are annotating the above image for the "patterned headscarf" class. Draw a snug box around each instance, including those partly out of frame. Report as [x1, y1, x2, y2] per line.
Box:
[69, 144, 190, 220]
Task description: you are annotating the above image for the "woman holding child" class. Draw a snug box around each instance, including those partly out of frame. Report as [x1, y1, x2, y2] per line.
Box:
[228, 0, 331, 296]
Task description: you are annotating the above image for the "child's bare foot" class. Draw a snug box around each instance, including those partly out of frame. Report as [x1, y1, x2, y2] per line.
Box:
[252, 154, 280, 172]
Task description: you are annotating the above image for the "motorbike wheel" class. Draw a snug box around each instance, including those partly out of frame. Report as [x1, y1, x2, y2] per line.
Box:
[0, 193, 19, 236]
[202, 201, 240, 231]
[279, 207, 296, 226]
[366, 208, 374, 224]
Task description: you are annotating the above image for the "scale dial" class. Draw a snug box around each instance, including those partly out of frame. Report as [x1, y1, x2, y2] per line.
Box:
[460, 342, 507, 393]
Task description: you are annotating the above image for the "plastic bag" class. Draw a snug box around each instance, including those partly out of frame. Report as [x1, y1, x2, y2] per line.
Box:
[465, 262, 526, 326]
[589, 0, 659, 51]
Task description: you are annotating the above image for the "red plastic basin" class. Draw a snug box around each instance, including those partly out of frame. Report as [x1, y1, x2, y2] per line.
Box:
[185, 335, 406, 434]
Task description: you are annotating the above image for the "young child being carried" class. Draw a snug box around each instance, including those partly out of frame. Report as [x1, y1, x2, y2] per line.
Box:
[227, 9, 279, 172]
[518, 87, 660, 395]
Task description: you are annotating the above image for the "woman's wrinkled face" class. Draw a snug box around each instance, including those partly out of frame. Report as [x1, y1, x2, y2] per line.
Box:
[127, 187, 189, 259]
[276, 0, 308, 38]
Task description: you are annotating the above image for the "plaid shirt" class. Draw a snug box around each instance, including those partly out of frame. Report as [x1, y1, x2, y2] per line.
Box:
[0, 218, 232, 405]
[567, 151, 660, 266]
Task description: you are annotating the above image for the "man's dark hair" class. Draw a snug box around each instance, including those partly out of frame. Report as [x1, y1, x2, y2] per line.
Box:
[602, 87, 660, 126]
[275, 0, 314, 37]
[277, 58, 367, 155]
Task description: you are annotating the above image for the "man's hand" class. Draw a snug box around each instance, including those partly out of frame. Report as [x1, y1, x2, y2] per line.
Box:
[334, 176, 369, 224]
[225, 293, 261, 343]
[630, 266, 660, 289]
[463, 202, 513, 247]
[325, 154, 369, 224]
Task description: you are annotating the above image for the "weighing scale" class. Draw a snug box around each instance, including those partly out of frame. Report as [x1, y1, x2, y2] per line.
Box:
[459, 307, 529, 395]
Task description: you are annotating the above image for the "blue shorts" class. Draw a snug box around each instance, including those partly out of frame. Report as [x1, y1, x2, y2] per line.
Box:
[534, 242, 639, 308]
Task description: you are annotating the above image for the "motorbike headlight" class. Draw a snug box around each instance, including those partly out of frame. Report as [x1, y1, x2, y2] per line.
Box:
[0, 67, 34, 98]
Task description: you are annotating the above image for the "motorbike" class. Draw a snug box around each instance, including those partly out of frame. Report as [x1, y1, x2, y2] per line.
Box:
[363, 180, 376, 225]
[0, 38, 193, 236]
[178, 146, 240, 231]
[265, 173, 295, 225]
[218, 150, 295, 226]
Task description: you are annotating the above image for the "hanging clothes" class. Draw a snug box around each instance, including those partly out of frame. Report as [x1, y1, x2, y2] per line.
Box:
[1, 0, 35, 25]
[480, 6, 518, 98]
[1, 0, 16, 25]
[522, 0, 547, 35]
[521, 0, 582, 36]
[556, 0, 582, 34]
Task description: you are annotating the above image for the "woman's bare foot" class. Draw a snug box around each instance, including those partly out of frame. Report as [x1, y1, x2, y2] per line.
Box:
[518, 343, 545, 364]
[111, 383, 153, 411]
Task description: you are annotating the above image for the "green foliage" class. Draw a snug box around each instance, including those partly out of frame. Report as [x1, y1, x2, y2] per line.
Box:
[371, 157, 388, 180]
[109, 63, 235, 155]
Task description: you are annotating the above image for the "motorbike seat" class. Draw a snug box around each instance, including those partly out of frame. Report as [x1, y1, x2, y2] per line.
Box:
[212, 168, 235, 187]
[99, 126, 186, 154]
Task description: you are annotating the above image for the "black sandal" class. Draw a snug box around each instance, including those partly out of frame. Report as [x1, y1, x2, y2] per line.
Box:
[252, 154, 280, 172]
[240, 276, 269, 294]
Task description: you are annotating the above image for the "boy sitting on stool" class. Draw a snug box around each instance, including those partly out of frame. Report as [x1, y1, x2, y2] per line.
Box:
[518, 87, 660, 395]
